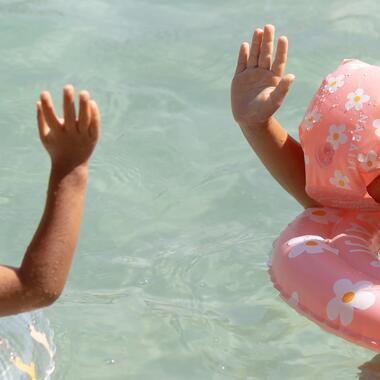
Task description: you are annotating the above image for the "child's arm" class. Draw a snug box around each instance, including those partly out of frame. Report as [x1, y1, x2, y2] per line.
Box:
[231, 24, 319, 208]
[0, 85, 100, 316]
[367, 177, 380, 203]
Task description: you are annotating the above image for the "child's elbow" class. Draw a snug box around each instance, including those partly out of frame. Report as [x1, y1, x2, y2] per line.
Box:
[35, 289, 62, 307]
[40, 291, 62, 307]
[19, 271, 64, 308]
[26, 286, 63, 309]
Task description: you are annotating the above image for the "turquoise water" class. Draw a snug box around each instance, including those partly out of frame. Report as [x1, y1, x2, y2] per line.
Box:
[1, 0, 380, 378]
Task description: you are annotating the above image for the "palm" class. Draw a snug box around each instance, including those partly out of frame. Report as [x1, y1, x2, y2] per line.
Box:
[231, 26, 294, 128]
[37, 87, 100, 171]
[234, 68, 281, 123]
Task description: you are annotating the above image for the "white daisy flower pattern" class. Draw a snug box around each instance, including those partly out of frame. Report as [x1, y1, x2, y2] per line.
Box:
[324, 74, 345, 93]
[373, 119, 380, 137]
[327, 124, 348, 150]
[357, 150, 380, 171]
[303, 108, 320, 131]
[304, 208, 340, 224]
[345, 88, 370, 111]
[287, 235, 339, 258]
[327, 279, 376, 326]
[329, 170, 351, 190]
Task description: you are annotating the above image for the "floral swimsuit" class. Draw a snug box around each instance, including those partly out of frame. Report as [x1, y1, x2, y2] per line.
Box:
[299, 59, 380, 210]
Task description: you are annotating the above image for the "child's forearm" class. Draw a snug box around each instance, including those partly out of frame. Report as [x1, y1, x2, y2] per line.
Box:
[231, 25, 320, 209]
[0, 165, 88, 316]
[240, 117, 319, 208]
[0, 87, 99, 317]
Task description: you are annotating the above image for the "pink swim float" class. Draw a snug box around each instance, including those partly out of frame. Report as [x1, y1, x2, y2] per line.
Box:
[270, 59, 380, 351]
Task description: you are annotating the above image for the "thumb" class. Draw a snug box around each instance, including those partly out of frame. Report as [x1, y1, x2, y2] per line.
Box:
[269, 74, 295, 110]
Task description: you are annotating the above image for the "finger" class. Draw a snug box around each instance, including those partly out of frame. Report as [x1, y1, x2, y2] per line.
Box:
[271, 36, 288, 77]
[247, 28, 263, 68]
[269, 74, 295, 110]
[88, 100, 100, 140]
[63, 85, 76, 129]
[78, 91, 91, 133]
[234, 42, 249, 75]
[36, 101, 49, 140]
[258, 24, 275, 70]
[40, 92, 61, 130]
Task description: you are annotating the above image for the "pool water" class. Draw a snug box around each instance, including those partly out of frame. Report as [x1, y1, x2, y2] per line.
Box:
[0, 0, 380, 379]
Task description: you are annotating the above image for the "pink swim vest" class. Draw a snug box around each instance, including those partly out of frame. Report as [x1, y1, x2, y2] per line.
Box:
[270, 59, 380, 352]
[300, 59, 380, 210]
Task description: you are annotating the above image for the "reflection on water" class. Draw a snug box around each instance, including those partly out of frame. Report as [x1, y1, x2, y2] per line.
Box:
[0, 311, 55, 380]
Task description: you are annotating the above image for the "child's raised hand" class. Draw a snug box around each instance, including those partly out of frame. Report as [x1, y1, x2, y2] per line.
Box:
[37, 85, 100, 171]
[231, 24, 295, 129]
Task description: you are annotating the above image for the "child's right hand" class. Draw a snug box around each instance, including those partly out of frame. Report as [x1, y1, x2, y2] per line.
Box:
[231, 24, 295, 129]
[37, 85, 100, 172]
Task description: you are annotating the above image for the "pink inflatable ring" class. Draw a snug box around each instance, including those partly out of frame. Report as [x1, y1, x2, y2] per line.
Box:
[270, 207, 380, 351]
[270, 60, 380, 351]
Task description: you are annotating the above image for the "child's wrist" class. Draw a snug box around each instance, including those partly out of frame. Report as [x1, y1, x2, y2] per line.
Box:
[239, 117, 272, 133]
[50, 161, 89, 181]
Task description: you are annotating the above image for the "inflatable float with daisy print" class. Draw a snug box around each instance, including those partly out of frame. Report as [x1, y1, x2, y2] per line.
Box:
[269, 59, 380, 352]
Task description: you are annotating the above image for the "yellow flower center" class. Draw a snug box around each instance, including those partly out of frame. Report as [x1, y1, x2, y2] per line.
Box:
[333, 132, 340, 141]
[354, 95, 361, 103]
[368, 160, 373, 167]
[312, 210, 326, 216]
[338, 179, 345, 187]
[305, 241, 319, 246]
[342, 291, 355, 304]
[330, 80, 337, 87]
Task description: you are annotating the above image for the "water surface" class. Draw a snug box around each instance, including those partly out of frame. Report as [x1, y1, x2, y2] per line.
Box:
[0, 0, 379, 379]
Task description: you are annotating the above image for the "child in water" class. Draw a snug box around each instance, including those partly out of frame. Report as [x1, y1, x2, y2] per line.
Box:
[231, 24, 380, 208]
[0, 85, 100, 316]
[236, 26, 380, 353]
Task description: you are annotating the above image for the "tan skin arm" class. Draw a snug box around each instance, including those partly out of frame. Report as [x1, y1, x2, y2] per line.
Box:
[0, 86, 100, 316]
[241, 117, 320, 208]
[231, 25, 319, 209]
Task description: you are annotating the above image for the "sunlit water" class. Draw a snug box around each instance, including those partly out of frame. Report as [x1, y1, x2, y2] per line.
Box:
[0, 0, 380, 379]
